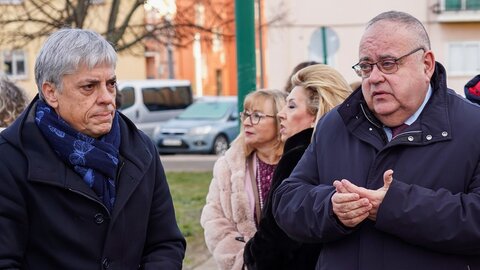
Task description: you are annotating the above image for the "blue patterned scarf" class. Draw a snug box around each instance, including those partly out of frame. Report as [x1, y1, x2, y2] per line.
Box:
[35, 100, 120, 212]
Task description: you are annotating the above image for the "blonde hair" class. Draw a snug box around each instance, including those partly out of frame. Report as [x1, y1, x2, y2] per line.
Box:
[0, 76, 28, 127]
[290, 64, 352, 123]
[283, 61, 319, 93]
[238, 89, 287, 159]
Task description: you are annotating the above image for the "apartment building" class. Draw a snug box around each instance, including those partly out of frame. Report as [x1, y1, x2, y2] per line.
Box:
[145, 0, 240, 97]
[0, 0, 146, 98]
[264, 0, 480, 95]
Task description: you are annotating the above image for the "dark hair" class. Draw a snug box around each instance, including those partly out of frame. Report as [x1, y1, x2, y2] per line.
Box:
[283, 61, 319, 93]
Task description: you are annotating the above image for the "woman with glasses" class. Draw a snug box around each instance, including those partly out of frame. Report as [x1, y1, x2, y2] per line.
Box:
[244, 64, 352, 270]
[201, 89, 286, 270]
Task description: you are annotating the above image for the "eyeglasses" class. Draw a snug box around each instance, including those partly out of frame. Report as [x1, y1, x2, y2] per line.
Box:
[240, 111, 275, 125]
[352, 47, 425, 78]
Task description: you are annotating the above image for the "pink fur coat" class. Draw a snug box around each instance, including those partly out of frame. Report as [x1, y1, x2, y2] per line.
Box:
[200, 139, 257, 270]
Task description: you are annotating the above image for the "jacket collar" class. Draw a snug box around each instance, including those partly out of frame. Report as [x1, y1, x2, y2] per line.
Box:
[283, 128, 313, 153]
[338, 62, 452, 146]
[2, 95, 153, 216]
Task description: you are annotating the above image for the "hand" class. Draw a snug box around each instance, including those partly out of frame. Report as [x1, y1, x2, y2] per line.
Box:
[331, 180, 372, 227]
[338, 170, 394, 221]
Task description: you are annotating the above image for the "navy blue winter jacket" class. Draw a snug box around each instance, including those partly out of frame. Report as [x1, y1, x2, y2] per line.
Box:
[273, 62, 480, 270]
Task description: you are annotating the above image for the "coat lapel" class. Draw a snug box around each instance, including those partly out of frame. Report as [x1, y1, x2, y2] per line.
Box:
[110, 114, 153, 222]
[8, 98, 155, 220]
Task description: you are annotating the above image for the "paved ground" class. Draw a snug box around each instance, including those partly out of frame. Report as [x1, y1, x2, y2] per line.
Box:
[191, 256, 217, 270]
[160, 154, 218, 270]
[160, 154, 219, 172]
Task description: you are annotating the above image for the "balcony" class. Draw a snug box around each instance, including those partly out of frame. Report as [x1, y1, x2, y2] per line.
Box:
[434, 0, 480, 22]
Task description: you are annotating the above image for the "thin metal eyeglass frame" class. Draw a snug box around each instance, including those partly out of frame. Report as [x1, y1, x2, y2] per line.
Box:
[351, 47, 425, 78]
[240, 111, 275, 125]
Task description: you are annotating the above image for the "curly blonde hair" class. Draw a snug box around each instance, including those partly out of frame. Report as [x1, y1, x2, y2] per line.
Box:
[0, 77, 28, 127]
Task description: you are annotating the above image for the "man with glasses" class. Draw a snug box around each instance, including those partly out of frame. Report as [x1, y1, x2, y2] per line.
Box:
[273, 10, 480, 270]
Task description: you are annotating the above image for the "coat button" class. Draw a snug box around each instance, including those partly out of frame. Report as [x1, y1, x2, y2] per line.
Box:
[408, 136, 414, 142]
[426, 135, 432, 140]
[94, 213, 104, 224]
[442, 131, 448, 137]
[102, 258, 110, 269]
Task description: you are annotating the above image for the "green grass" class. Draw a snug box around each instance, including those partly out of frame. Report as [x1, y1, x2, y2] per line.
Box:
[166, 171, 212, 268]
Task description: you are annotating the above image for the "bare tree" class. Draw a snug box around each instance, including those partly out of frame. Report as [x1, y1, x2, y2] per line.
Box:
[0, 0, 235, 52]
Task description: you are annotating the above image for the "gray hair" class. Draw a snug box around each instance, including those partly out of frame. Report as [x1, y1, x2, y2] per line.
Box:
[35, 28, 117, 100]
[0, 76, 28, 127]
[367, 11, 431, 50]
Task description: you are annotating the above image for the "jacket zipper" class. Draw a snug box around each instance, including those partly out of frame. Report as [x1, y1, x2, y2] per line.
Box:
[393, 130, 421, 139]
[360, 104, 381, 129]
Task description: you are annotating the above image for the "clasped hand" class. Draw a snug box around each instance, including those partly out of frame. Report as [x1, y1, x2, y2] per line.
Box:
[331, 170, 393, 228]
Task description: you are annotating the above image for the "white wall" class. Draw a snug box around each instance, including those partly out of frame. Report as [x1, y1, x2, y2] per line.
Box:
[265, 0, 478, 95]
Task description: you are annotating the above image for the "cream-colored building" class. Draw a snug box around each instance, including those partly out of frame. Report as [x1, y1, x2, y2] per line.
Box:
[264, 0, 480, 95]
[0, 0, 146, 99]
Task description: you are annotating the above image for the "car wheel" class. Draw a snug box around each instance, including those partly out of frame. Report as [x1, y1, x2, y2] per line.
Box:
[212, 135, 228, 155]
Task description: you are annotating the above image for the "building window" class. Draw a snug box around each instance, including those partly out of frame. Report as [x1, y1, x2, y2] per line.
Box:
[2, 50, 27, 78]
[215, 69, 223, 96]
[0, 0, 23, 4]
[212, 27, 223, 53]
[448, 42, 480, 75]
[444, 0, 480, 11]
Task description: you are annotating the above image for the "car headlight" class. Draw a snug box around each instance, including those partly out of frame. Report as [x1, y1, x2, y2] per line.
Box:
[189, 126, 212, 135]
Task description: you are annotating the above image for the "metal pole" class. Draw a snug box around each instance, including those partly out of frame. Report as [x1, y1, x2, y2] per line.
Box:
[235, 0, 256, 113]
[166, 18, 175, 79]
[257, 0, 264, 88]
[193, 33, 203, 97]
[321, 26, 328, 65]
[167, 44, 174, 79]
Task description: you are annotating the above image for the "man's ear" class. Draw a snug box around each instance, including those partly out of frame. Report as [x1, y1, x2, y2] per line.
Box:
[423, 50, 435, 80]
[42, 82, 59, 109]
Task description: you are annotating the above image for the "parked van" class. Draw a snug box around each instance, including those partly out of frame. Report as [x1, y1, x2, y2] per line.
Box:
[117, 79, 194, 139]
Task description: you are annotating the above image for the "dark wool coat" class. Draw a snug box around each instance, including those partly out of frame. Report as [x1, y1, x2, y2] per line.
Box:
[0, 97, 186, 270]
[273, 62, 480, 270]
[244, 128, 321, 270]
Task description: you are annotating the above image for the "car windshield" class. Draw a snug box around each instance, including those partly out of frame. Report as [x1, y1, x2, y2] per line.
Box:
[177, 101, 232, 120]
